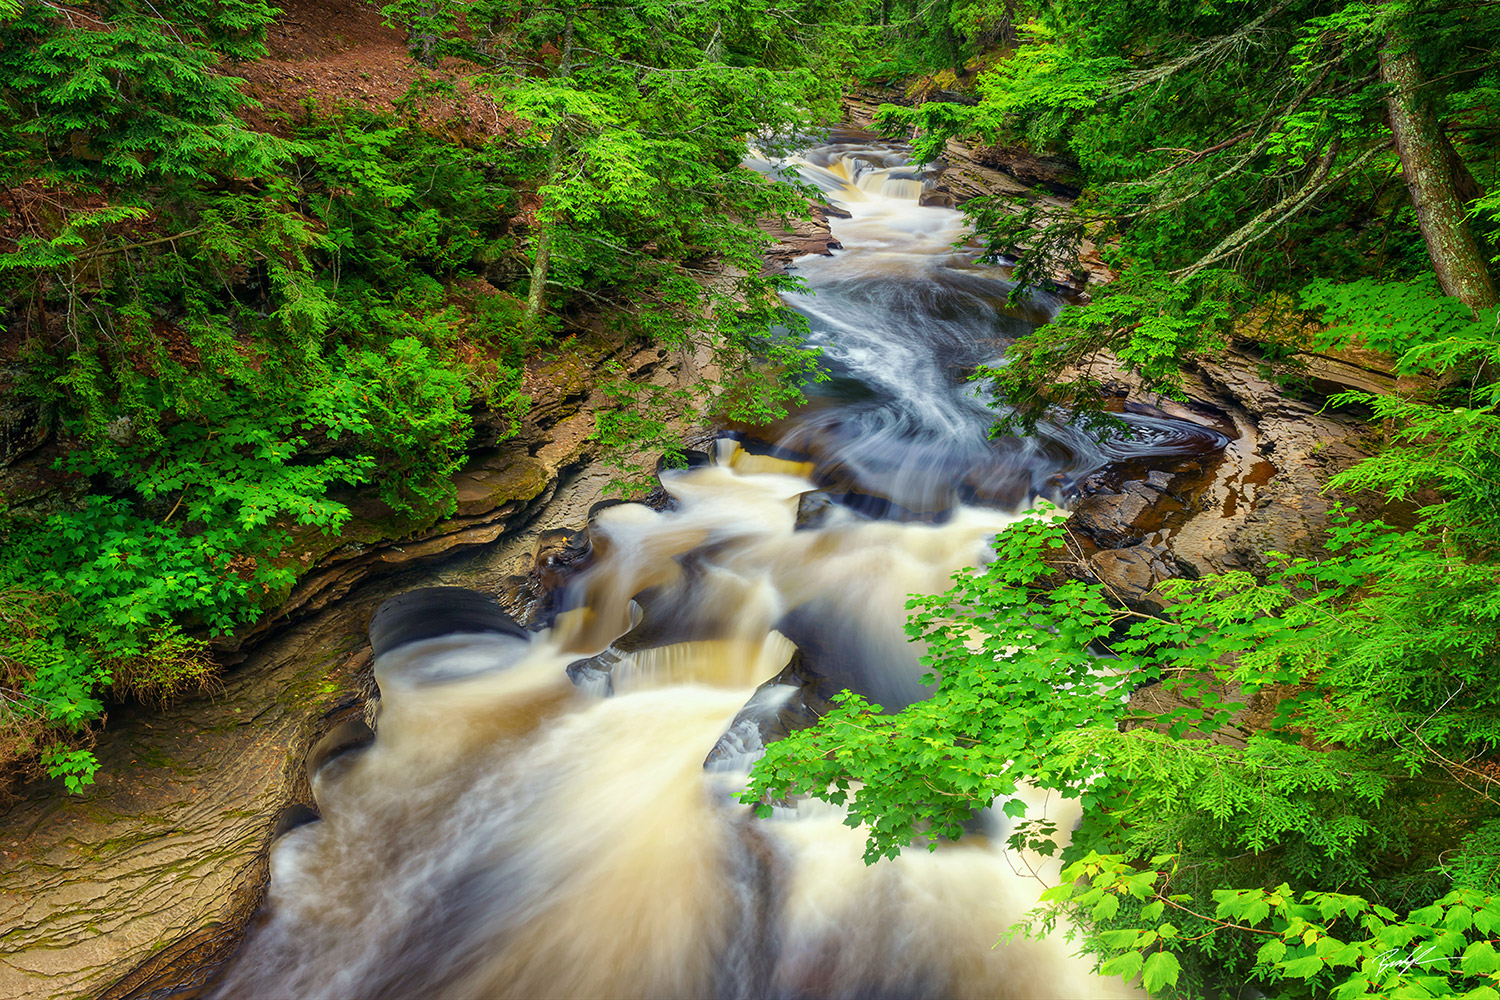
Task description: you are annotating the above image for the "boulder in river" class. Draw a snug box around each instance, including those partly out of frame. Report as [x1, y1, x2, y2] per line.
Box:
[1069, 490, 1158, 548]
[704, 644, 832, 769]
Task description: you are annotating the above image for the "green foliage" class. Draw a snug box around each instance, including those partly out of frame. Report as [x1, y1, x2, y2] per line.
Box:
[1029, 854, 1500, 998]
[1328, 393, 1500, 551]
[413, 0, 854, 482]
[42, 746, 98, 794]
[868, 0, 1500, 416]
[0, 0, 859, 795]
[136, 0, 280, 61]
[746, 324, 1500, 993]
[745, 488, 1500, 991]
[746, 506, 1141, 861]
[744, 499, 1499, 855]
[0, 493, 271, 788]
[958, 20, 1123, 149]
[0, 5, 540, 789]
[981, 268, 1237, 431]
[339, 338, 472, 515]
[0, 3, 285, 185]
[0, 497, 279, 730]
[1301, 278, 1500, 359]
[853, 0, 1028, 81]
[1299, 277, 1500, 550]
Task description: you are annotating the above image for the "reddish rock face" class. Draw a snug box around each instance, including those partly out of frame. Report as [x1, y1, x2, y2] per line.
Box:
[1049, 341, 1409, 618]
[760, 202, 849, 275]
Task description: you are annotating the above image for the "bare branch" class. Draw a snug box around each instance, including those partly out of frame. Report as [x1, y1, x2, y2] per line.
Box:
[1172, 140, 1388, 282]
[1120, 57, 1343, 221]
[1109, 2, 1292, 97]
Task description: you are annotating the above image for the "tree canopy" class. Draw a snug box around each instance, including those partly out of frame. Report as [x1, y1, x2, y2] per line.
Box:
[873, 0, 1499, 413]
[0, 0, 850, 791]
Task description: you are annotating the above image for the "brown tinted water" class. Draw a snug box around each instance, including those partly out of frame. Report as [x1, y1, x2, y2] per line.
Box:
[214, 138, 1224, 999]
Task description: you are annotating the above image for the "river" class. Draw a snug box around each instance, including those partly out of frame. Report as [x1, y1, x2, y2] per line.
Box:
[213, 134, 1224, 999]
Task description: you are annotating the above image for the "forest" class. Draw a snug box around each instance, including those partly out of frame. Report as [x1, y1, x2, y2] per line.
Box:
[1, 0, 1499, 997]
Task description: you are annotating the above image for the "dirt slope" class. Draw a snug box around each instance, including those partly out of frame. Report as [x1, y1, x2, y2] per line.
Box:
[233, 0, 512, 136]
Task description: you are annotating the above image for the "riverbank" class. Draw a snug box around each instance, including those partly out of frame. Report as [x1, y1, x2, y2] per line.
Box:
[0, 97, 1403, 1000]
[0, 332, 708, 1000]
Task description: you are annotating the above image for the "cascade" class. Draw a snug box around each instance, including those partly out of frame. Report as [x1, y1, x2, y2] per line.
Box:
[214, 133, 1226, 999]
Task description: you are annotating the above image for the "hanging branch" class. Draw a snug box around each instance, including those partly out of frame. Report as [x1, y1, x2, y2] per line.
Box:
[1118, 57, 1343, 221]
[1172, 140, 1388, 282]
[1145, 129, 1255, 166]
[1109, 1, 1291, 97]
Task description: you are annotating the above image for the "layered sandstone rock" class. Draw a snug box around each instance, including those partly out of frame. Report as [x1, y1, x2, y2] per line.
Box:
[0, 336, 693, 1000]
[1059, 343, 1399, 607]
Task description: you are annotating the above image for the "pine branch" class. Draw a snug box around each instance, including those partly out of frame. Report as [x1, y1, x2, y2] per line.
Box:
[1109, 2, 1292, 97]
[1172, 141, 1388, 282]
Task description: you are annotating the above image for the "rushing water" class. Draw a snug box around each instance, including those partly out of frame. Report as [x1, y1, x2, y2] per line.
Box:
[216, 136, 1226, 999]
[748, 135, 1225, 516]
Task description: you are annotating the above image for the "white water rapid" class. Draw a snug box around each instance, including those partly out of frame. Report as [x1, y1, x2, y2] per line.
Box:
[213, 134, 1220, 999]
[742, 137, 1225, 517]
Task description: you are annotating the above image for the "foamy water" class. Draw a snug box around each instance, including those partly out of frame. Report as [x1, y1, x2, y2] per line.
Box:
[210, 135, 1206, 999]
[216, 460, 1138, 999]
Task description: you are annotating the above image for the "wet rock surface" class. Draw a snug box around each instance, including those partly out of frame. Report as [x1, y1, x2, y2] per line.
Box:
[1057, 342, 1402, 609]
[0, 466, 634, 1000]
[1069, 488, 1160, 548]
[367, 587, 528, 658]
[704, 648, 833, 769]
[0, 613, 374, 1000]
[0, 371, 45, 468]
[0, 334, 705, 1000]
[761, 202, 850, 274]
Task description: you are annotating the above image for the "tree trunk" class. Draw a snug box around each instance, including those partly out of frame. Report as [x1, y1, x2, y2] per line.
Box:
[941, 17, 963, 78]
[522, 5, 576, 333]
[1380, 22, 1498, 314]
[411, 2, 441, 67]
[1443, 129, 1495, 264]
[997, 0, 1018, 50]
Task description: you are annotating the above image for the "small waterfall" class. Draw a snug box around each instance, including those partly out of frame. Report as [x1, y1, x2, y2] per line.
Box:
[215, 132, 1226, 999]
[216, 459, 1140, 1000]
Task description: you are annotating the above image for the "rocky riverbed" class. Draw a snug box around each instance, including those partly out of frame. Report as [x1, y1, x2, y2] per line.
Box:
[0, 113, 1411, 999]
